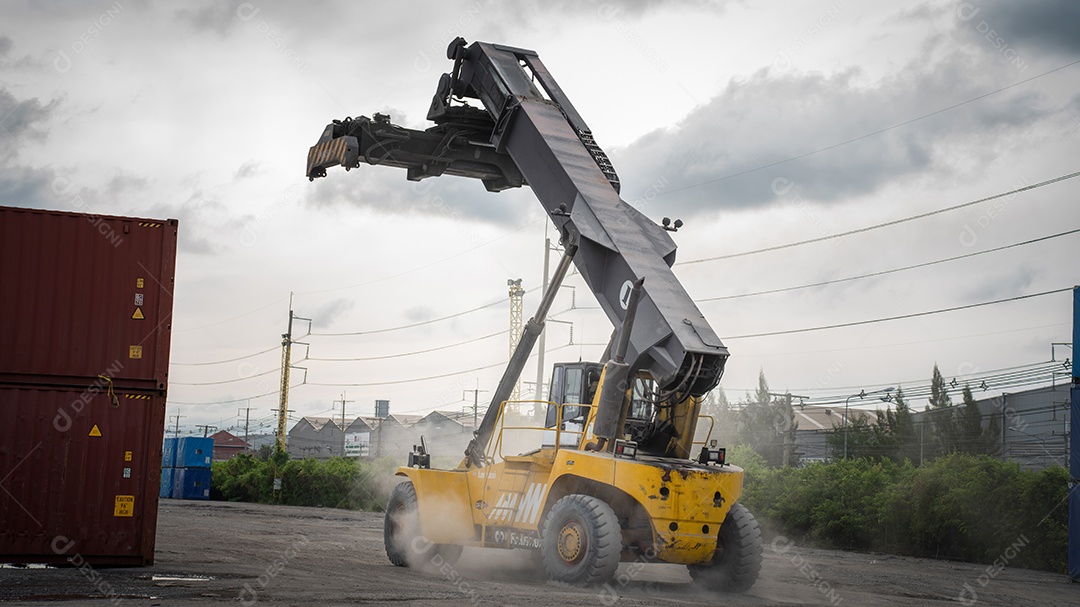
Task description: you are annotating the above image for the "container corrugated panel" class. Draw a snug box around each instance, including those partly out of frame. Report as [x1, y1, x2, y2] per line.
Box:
[0, 384, 166, 565]
[159, 467, 175, 498]
[162, 437, 178, 468]
[176, 437, 213, 468]
[0, 206, 178, 391]
[172, 467, 211, 500]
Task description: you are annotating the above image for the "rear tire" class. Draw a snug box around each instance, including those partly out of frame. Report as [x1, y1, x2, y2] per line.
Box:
[384, 481, 463, 568]
[540, 494, 622, 586]
[688, 502, 763, 593]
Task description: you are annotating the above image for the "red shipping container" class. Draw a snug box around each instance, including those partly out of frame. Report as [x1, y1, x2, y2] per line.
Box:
[0, 384, 166, 565]
[0, 206, 178, 391]
[0, 206, 177, 565]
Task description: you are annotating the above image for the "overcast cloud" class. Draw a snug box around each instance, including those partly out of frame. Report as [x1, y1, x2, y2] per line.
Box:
[1, 0, 1077, 434]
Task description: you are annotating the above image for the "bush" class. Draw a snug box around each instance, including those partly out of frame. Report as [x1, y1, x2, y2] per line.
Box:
[211, 454, 400, 511]
[737, 450, 1067, 573]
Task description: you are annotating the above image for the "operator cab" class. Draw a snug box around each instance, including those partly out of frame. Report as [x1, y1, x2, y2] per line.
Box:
[543, 362, 601, 447]
[544, 362, 602, 427]
[543, 362, 662, 450]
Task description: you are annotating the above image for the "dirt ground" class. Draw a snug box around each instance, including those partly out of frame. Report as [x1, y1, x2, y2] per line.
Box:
[0, 499, 1075, 606]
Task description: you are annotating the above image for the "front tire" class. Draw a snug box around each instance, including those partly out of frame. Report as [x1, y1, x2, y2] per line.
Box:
[688, 502, 763, 593]
[384, 481, 420, 567]
[384, 481, 463, 568]
[541, 494, 622, 586]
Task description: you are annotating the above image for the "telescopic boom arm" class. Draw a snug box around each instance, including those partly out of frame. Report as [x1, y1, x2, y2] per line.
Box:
[308, 38, 729, 454]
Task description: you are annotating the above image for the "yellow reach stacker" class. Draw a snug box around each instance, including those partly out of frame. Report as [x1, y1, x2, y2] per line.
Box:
[307, 38, 762, 592]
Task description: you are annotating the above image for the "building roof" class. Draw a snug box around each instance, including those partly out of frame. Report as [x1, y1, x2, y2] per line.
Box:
[210, 429, 251, 449]
[292, 413, 426, 435]
[295, 416, 340, 432]
[385, 413, 424, 426]
[422, 410, 479, 430]
[795, 407, 872, 431]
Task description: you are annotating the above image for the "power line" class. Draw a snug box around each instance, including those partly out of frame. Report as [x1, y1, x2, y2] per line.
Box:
[648, 57, 1080, 199]
[306, 343, 573, 388]
[310, 286, 541, 337]
[697, 228, 1080, 302]
[308, 329, 508, 361]
[804, 363, 1068, 407]
[168, 385, 297, 406]
[295, 218, 542, 297]
[724, 287, 1072, 340]
[305, 303, 580, 362]
[794, 360, 1066, 398]
[175, 294, 290, 333]
[680, 169, 1080, 264]
[170, 345, 280, 366]
[171, 367, 279, 386]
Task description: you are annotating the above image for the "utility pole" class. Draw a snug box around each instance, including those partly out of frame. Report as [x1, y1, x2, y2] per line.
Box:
[464, 381, 489, 430]
[170, 413, 184, 438]
[195, 424, 216, 438]
[238, 403, 254, 451]
[1001, 392, 1009, 462]
[275, 294, 311, 455]
[508, 278, 525, 402]
[533, 235, 556, 415]
[768, 391, 806, 467]
[1068, 285, 1078, 582]
[334, 391, 355, 457]
[919, 420, 924, 466]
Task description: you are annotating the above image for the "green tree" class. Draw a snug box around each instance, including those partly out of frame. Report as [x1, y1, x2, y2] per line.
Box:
[927, 363, 958, 456]
[702, 387, 738, 447]
[984, 406, 1001, 456]
[827, 413, 877, 460]
[958, 385, 984, 455]
[872, 384, 924, 460]
[735, 370, 794, 466]
[889, 387, 919, 463]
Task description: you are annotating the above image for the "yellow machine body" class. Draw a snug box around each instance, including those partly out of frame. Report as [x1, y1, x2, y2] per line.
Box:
[396, 394, 744, 566]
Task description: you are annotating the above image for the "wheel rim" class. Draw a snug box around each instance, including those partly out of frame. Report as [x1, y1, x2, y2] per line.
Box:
[557, 520, 587, 565]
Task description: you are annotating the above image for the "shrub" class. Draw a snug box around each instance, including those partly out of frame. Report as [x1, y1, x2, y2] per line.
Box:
[737, 450, 1067, 572]
[210, 454, 400, 511]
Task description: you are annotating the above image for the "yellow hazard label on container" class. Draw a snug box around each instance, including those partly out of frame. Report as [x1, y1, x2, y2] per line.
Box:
[89, 424, 102, 437]
[124, 451, 132, 461]
[132, 307, 145, 320]
[129, 345, 143, 359]
[114, 495, 134, 517]
[136, 278, 144, 288]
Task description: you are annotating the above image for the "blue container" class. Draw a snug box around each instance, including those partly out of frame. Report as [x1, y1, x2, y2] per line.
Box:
[176, 437, 213, 468]
[159, 468, 175, 498]
[162, 437, 178, 468]
[172, 467, 211, 500]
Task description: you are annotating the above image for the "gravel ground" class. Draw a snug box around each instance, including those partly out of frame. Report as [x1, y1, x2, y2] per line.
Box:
[0, 499, 1074, 606]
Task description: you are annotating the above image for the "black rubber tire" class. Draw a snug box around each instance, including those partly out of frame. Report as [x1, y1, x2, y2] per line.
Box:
[688, 502, 763, 593]
[540, 494, 622, 586]
[384, 481, 419, 567]
[384, 481, 463, 568]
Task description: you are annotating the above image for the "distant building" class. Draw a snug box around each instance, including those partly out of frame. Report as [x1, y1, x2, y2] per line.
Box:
[209, 430, 251, 461]
[793, 407, 866, 463]
[286, 411, 475, 461]
[287, 416, 345, 459]
[911, 383, 1071, 471]
[792, 382, 1071, 469]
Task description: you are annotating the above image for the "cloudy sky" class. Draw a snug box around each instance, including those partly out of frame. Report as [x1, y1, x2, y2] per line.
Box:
[4, 0, 1078, 437]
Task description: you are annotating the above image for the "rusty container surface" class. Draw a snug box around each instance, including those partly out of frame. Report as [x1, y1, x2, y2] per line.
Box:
[0, 385, 167, 565]
[0, 206, 178, 391]
[0, 205, 178, 566]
